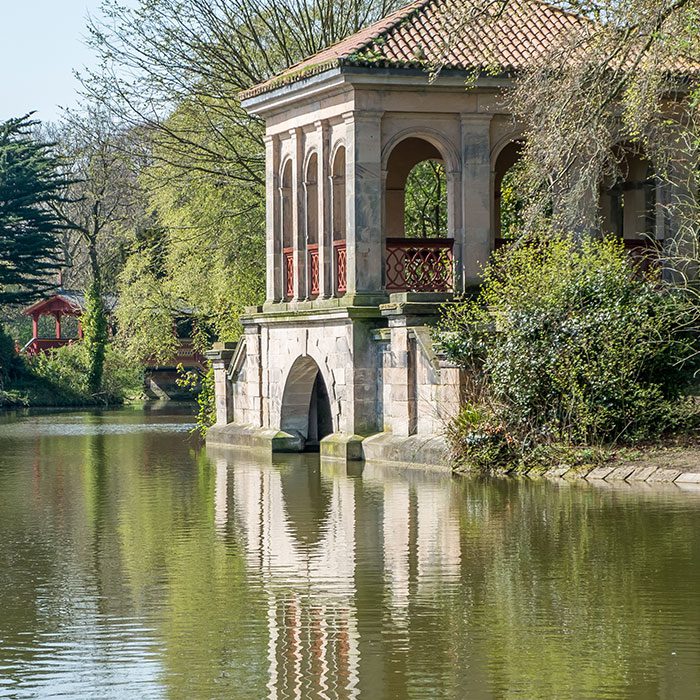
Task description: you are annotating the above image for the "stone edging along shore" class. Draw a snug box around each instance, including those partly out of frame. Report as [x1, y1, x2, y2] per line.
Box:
[515, 448, 700, 485]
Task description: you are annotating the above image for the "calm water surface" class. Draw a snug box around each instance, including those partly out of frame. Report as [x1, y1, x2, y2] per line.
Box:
[1, 407, 700, 699]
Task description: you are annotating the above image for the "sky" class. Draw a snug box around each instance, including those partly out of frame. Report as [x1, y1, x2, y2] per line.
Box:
[0, 1, 134, 124]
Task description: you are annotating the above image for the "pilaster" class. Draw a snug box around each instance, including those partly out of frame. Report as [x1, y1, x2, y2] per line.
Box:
[265, 134, 282, 302]
[345, 110, 384, 295]
[316, 120, 332, 299]
[290, 127, 306, 300]
[460, 114, 493, 287]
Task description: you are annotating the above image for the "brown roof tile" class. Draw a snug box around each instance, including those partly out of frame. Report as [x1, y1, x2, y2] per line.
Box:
[241, 0, 588, 100]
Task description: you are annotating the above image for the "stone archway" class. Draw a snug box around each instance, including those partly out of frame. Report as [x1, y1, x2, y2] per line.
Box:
[280, 356, 333, 451]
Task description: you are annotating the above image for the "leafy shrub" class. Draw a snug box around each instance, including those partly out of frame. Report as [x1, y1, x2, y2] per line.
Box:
[0, 323, 23, 385]
[435, 236, 698, 460]
[29, 342, 143, 404]
[177, 363, 215, 436]
[446, 404, 518, 473]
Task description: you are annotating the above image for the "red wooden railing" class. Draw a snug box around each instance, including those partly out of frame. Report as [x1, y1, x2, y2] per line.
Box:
[308, 244, 320, 298]
[283, 248, 294, 299]
[22, 337, 73, 356]
[494, 236, 661, 272]
[334, 240, 347, 295]
[385, 237, 454, 292]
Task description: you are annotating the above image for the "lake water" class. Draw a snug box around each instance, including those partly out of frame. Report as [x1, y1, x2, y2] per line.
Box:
[1, 406, 700, 699]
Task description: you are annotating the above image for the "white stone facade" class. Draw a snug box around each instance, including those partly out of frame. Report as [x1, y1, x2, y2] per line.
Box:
[206, 62, 670, 464]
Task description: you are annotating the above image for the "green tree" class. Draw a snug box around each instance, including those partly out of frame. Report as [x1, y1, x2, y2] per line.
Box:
[0, 115, 66, 306]
[404, 160, 448, 238]
[48, 107, 147, 391]
[82, 281, 109, 394]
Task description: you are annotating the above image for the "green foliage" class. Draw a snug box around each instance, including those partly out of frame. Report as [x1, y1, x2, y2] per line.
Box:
[435, 236, 699, 470]
[0, 323, 22, 386]
[28, 342, 143, 405]
[0, 115, 66, 305]
[82, 281, 109, 393]
[113, 100, 266, 358]
[115, 246, 180, 363]
[404, 160, 447, 238]
[499, 161, 527, 239]
[177, 363, 216, 436]
[446, 404, 518, 473]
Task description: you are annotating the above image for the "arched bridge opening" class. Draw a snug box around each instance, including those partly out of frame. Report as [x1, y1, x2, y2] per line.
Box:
[280, 356, 333, 452]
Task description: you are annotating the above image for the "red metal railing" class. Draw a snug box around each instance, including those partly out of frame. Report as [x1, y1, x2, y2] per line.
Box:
[385, 237, 454, 292]
[284, 248, 294, 299]
[308, 244, 320, 298]
[334, 240, 347, 295]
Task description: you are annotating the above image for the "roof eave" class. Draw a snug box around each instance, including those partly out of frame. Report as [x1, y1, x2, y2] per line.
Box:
[241, 63, 514, 118]
[241, 66, 347, 116]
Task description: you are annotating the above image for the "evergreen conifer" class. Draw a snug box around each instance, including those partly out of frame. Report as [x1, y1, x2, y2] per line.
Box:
[0, 115, 66, 306]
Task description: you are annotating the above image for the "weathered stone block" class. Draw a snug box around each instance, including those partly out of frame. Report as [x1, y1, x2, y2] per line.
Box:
[586, 466, 615, 480]
[320, 433, 365, 461]
[646, 468, 681, 482]
[626, 466, 659, 481]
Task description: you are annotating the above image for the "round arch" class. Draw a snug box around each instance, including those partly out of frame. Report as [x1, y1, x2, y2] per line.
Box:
[280, 355, 334, 450]
[279, 155, 293, 183]
[302, 147, 319, 179]
[493, 140, 525, 242]
[381, 128, 460, 176]
[383, 134, 456, 240]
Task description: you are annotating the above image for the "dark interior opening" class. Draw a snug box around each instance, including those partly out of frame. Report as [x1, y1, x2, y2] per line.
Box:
[305, 371, 333, 451]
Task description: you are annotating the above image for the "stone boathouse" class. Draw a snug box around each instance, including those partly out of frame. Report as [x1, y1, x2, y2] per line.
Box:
[207, 0, 666, 465]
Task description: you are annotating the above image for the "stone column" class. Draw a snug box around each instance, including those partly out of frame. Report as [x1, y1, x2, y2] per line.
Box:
[460, 115, 493, 288]
[265, 134, 282, 303]
[290, 127, 306, 301]
[385, 321, 415, 438]
[345, 110, 384, 298]
[315, 120, 332, 299]
[243, 324, 263, 427]
[206, 342, 237, 426]
[446, 168, 464, 294]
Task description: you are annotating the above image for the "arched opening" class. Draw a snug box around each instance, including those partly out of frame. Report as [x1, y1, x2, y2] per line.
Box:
[331, 146, 347, 296]
[384, 137, 453, 292]
[280, 356, 333, 452]
[494, 141, 525, 248]
[281, 159, 294, 300]
[601, 149, 656, 241]
[404, 160, 448, 238]
[305, 153, 319, 298]
[601, 148, 659, 269]
[385, 137, 447, 237]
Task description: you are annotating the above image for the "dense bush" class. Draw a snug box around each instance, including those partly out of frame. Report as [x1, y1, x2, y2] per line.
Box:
[0, 324, 22, 385]
[176, 363, 215, 436]
[28, 342, 143, 405]
[434, 236, 699, 470]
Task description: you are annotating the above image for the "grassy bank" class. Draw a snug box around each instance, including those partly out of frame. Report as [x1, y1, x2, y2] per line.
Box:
[0, 339, 144, 409]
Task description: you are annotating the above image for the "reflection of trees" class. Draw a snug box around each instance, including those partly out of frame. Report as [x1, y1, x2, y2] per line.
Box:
[449, 479, 700, 698]
[4, 421, 700, 698]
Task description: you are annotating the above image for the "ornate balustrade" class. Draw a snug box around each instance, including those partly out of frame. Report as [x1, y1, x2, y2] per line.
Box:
[308, 244, 320, 297]
[283, 248, 294, 299]
[495, 236, 661, 272]
[334, 240, 347, 295]
[385, 237, 454, 293]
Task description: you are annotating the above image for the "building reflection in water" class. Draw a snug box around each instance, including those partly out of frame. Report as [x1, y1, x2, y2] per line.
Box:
[211, 451, 462, 699]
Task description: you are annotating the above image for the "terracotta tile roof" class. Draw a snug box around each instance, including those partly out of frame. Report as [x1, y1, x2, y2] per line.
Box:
[241, 0, 588, 100]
